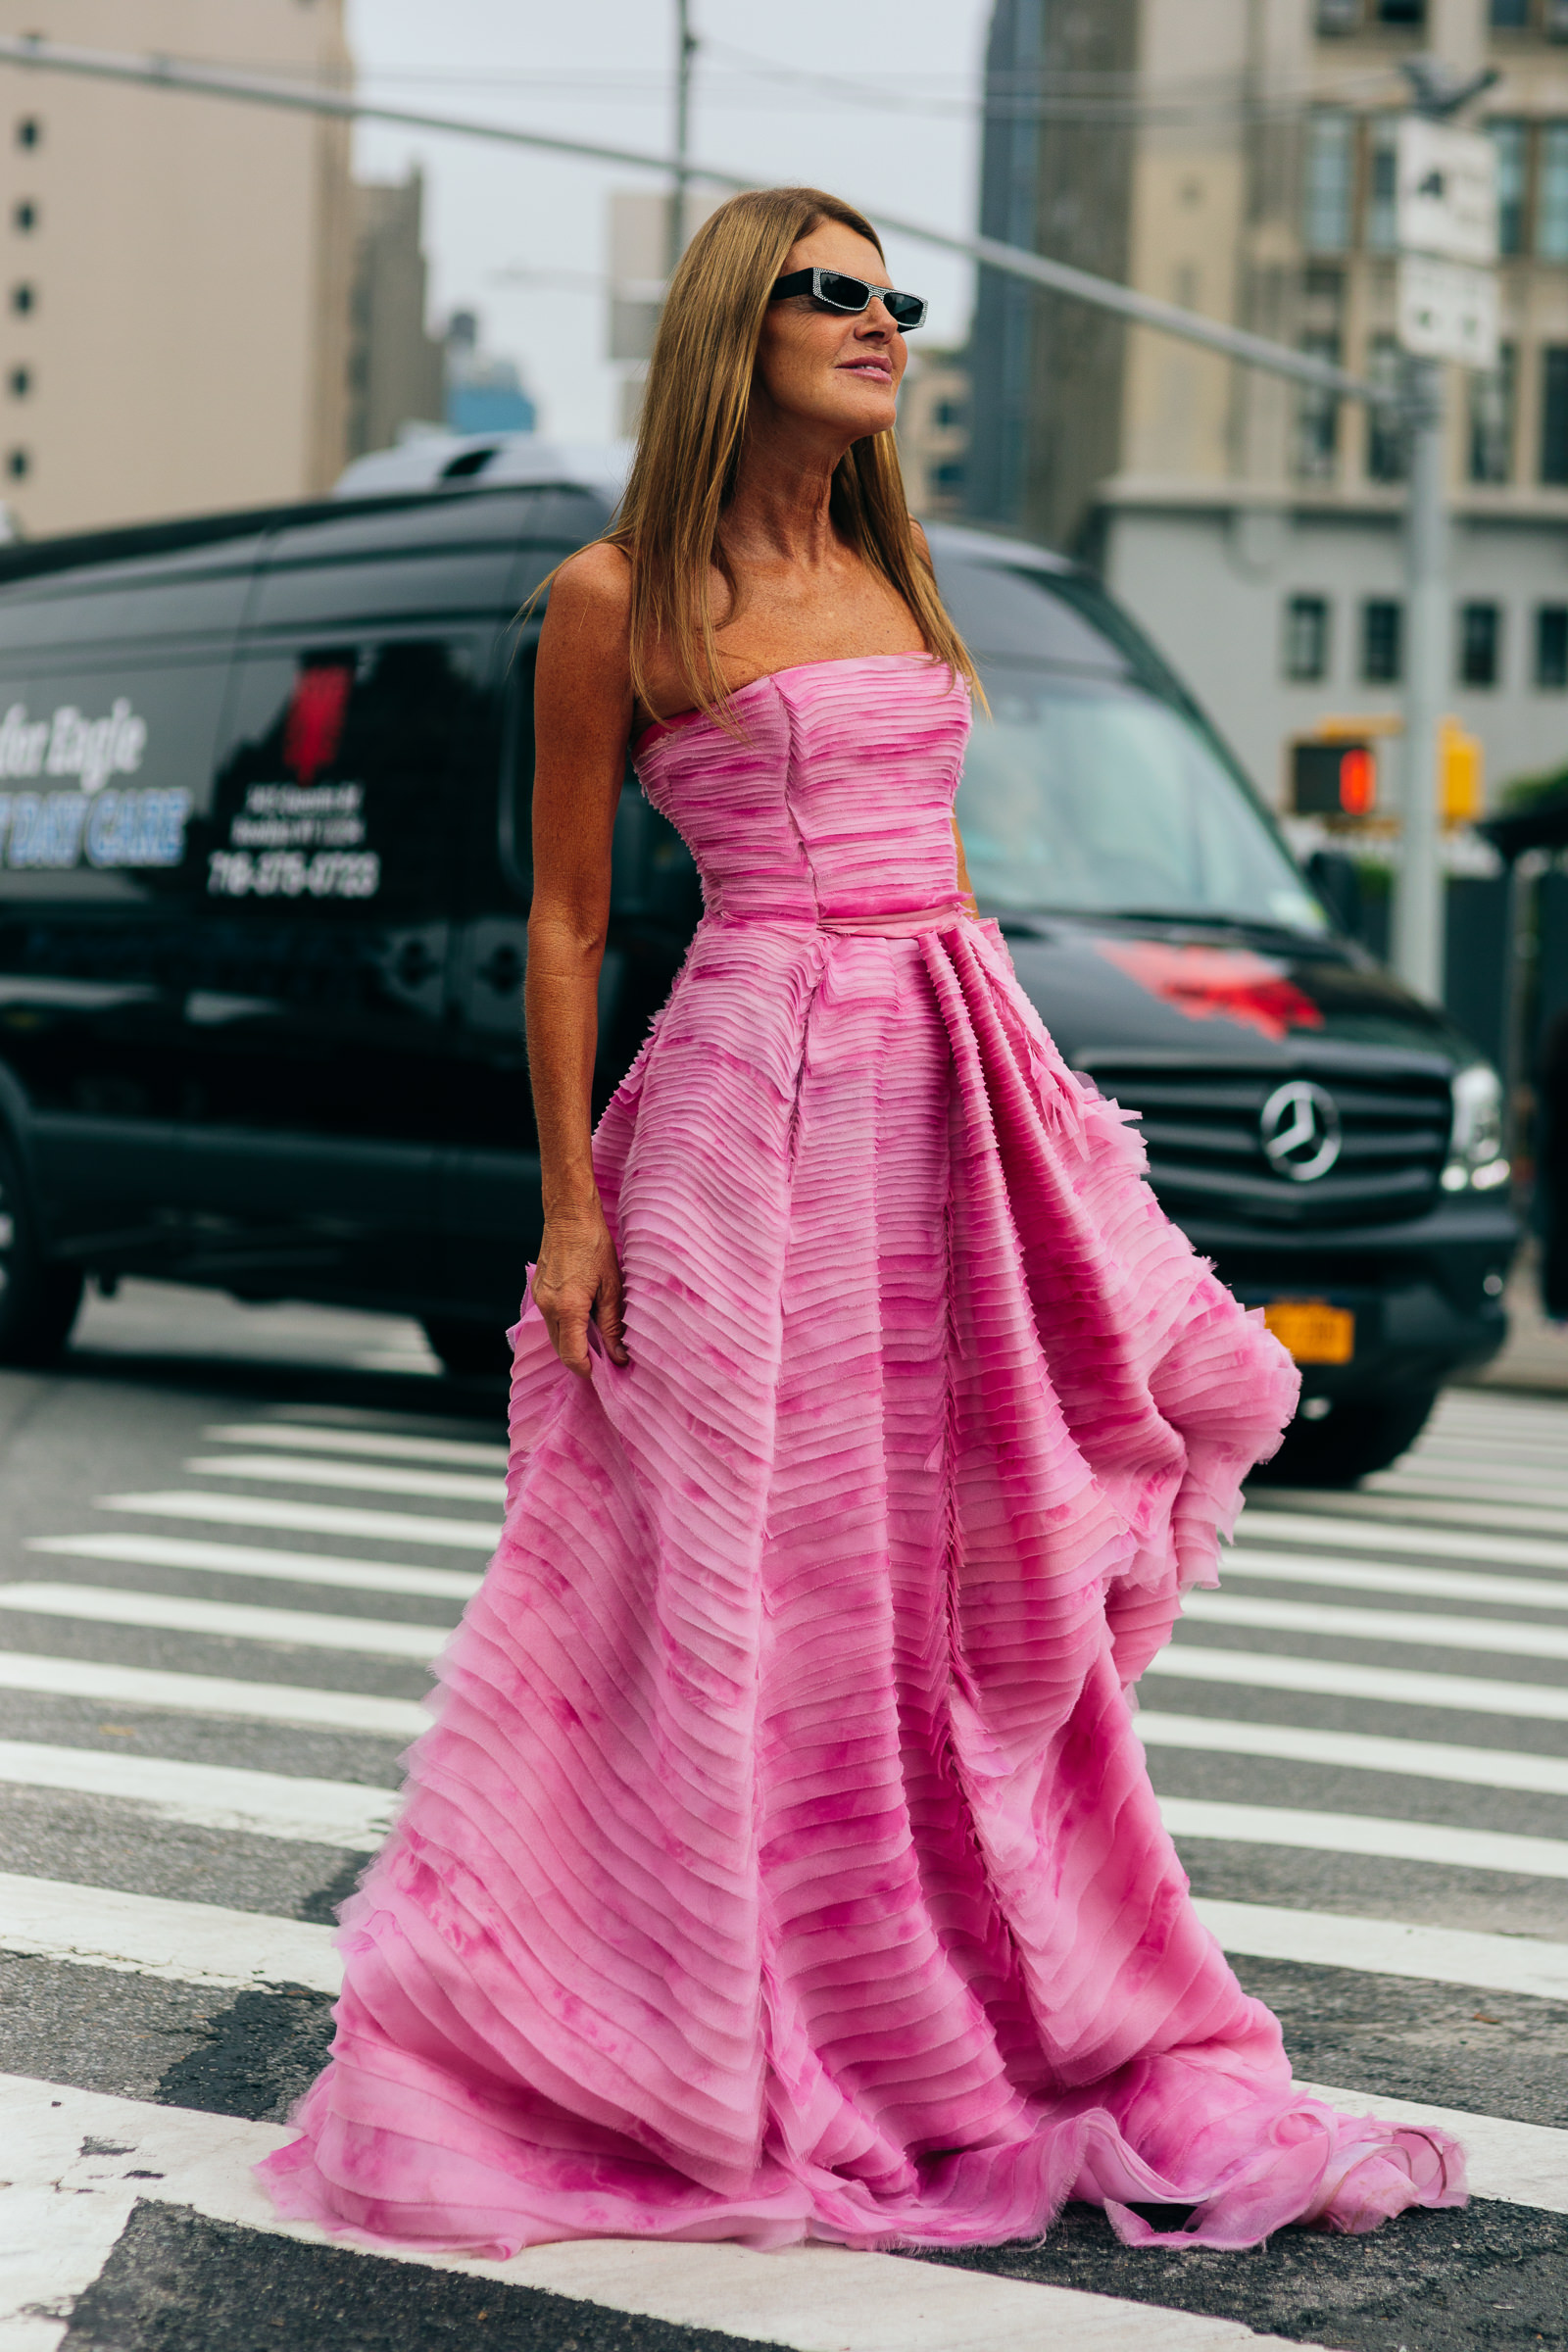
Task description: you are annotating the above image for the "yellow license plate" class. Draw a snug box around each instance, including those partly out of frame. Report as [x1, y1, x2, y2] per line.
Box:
[1263, 1298, 1355, 1365]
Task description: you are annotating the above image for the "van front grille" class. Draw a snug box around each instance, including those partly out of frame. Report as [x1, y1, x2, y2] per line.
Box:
[1079, 1057, 1453, 1229]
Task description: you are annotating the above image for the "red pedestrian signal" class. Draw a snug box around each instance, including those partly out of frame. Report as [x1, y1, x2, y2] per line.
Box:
[1292, 740, 1377, 817]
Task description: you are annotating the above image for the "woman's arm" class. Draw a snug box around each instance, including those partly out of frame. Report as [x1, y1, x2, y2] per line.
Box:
[526, 544, 636, 1377]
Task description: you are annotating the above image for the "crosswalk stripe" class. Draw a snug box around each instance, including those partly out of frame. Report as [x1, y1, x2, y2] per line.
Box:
[189, 1452, 505, 1505]
[207, 1420, 510, 1469]
[0, 1740, 394, 1848]
[29, 1531, 481, 1602]
[1258, 1491, 1568, 1539]
[0, 1583, 445, 1661]
[1237, 1509, 1568, 1571]
[1191, 1898, 1568, 2001]
[0, 2077, 1336, 2352]
[1183, 1589, 1568, 1661]
[9, 1868, 1564, 2005]
[1137, 1710, 1568, 1795]
[1224, 1545, 1568, 1610]
[1370, 1467, 1568, 1508]
[1163, 1796, 1568, 1880]
[0, 1650, 427, 1737]
[1295, 2082, 1568, 2218]
[0, 1872, 339, 1989]
[100, 1491, 498, 1548]
[1151, 1641, 1568, 1719]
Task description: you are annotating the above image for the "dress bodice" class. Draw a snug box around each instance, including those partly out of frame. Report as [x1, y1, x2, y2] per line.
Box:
[632, 652, 971, 925]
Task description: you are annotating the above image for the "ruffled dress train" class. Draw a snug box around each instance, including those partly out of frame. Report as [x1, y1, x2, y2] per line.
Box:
[261, 653, 1464, 2255]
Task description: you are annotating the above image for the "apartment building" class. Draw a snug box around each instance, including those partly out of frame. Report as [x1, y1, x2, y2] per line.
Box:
[969, 0, 1568, 808]
[0, 0, 354, 534]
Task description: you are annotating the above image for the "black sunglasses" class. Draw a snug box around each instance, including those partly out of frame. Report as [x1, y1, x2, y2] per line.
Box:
[769, 268, 927, 331]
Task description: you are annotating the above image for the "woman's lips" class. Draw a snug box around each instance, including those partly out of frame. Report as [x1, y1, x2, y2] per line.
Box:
[839, 360, 893, 383]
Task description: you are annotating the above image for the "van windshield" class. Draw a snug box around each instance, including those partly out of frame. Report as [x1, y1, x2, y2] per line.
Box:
[939, 559, 1328, 937]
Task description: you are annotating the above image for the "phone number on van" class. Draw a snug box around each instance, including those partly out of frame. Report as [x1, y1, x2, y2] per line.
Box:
[207, 849, 381, 900]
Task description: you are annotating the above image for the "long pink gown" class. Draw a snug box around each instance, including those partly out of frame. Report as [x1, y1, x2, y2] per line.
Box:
[262, 652, 1464, 2254]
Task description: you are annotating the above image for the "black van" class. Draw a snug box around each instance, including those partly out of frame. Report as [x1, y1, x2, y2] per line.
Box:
[0, 459, 1517, 1483]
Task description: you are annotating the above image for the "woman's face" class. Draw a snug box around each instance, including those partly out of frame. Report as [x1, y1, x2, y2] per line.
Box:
[753, 220, 907, 445]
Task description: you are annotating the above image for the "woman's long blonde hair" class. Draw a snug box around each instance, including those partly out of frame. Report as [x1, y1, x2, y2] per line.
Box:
[606, 184, 979, 725]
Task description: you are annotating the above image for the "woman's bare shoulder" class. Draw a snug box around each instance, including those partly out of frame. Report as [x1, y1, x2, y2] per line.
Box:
[546, 540, 633, 640]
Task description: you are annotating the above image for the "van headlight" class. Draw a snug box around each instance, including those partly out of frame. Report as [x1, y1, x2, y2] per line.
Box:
[1442, 1062, 1509, 1192]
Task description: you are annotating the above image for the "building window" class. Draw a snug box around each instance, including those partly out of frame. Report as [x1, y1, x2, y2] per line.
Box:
[9, 282, 33, 317]
[1285, 596, 1332, 682]
[1536, 605, 1568, 686]
[1469, 343, 1516, 482]
[6, 449, 28, 480]
[1375, 0, 1425, 18]
[14, 118, 39, 151]
[1550, 0, 1568, 39]
[1362, 600, 1403, 682]
[1367, 336, 1406, 481]
[932, 460, 965, 493]
[1303, 113, 1354, 253]
[1367, 117, 1399, 251]
[1459, 602, 1502, 686]
[1492, 0, 1532, 23]
[11, 200, 35, 235]
[8, 367, 29, 399]
[1540, 124, 1568, 258]
[1542, 346, 1568, 480]
[933, 397, 965, 430]
[1488, 122, 1529, 255]
[1317, 0, 1360, 25]
[1296, 333, 1342, 478]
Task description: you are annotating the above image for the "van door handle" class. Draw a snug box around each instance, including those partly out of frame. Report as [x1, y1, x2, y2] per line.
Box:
[478, 944, 524, 993]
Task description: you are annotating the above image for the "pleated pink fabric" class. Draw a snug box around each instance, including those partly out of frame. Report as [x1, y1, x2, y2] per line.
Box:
[261, 653, 1464, 2256]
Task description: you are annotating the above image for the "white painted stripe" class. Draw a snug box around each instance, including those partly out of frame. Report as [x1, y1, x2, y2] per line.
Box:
[1164, 1796, 1568, 1880]
[0, 2078, 1324, 2352]
[0, 1650, 426, 1738]
[1183, 1589, 1568, 1662]
[209, 1420, 509, 1469]
[1236, 1509, 1568, 1571]
[1225, 1544, 1568, 1612]
[29, 1531, 480, 1602]
[0, 1740, 395, 1849]
[190, 1452, 505, 1505]
[1195, 1898, 1568, 2002]
[1296, 2082, 1568, 2217]
[1370, 1464, 1568, 1505]
[1137, 1709, 1568, 1796]
[12, 1866, 1568, 2012]
[100, 1491, 497, 1549]
[0, 1583, 444, 1661]
[1151, 1641, 1568, 1721]
[1257, 1492, 1568, 1539]
[0, 1873, 338, 1990]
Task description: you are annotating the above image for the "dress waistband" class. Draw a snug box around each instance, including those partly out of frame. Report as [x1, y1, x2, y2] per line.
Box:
[708, 904, 973, 938]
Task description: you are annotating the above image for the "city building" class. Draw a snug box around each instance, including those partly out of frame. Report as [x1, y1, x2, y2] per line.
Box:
[0, 0, 357, 535]
[607, 190, 721, 439]
[968, 0, 1568, 809]
[443, 309, 536, 439]
[898, 348, 970, 517]
[346, 170, 446, 460]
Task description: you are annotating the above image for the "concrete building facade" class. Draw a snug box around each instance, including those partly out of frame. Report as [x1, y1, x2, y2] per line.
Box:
[0, 0, 355, 535]
[347, 171, 445, 462]
[968, 0, 1568, 809]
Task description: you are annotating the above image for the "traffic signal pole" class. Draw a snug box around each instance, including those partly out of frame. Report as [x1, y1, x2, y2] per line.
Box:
[0, 30, 1460, 1008]
[1396, 357, 1448, 1002]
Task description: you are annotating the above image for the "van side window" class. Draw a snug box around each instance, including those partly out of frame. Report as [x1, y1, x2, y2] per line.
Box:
[206, 637, 486, 917]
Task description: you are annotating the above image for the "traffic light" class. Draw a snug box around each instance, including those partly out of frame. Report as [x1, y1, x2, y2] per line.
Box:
[1441, 718, 1483, 825]
[1292, 740, 1377, 817]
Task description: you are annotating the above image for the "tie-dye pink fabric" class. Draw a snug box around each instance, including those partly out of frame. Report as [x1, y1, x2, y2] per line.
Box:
[261, 653, 1464, 2255]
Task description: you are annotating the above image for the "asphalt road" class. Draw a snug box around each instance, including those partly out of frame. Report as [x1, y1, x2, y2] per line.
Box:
[1, 1278, 1567, 2352]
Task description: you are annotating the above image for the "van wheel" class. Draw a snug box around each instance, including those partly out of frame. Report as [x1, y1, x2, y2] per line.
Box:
[421, 1316, 512, 1379]
[0, 1139, 84, 1366]
[1250, 1389, 1438, 1489]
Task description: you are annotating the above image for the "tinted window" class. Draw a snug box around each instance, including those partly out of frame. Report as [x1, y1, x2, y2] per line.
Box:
[938, 559, 1326, 935]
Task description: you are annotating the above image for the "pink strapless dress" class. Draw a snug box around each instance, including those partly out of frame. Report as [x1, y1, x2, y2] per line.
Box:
[261, 653, 1463, 2255]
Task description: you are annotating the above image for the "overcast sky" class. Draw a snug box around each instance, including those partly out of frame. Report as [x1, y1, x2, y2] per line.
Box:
[343, 0, 993, 440]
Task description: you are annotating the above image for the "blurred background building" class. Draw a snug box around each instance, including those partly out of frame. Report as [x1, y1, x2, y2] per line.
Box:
[958, 0, 1568, 811]
[346, 168, 445, 461]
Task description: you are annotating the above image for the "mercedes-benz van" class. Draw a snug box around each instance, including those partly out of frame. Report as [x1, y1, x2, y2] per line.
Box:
[0, 441, 1517, 1483]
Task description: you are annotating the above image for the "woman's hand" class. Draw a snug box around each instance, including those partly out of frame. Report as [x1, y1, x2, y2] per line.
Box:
[533, 1205, 629, 1378]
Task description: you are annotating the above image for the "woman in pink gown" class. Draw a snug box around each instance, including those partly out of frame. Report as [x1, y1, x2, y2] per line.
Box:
[262, 185, 1462, 2256]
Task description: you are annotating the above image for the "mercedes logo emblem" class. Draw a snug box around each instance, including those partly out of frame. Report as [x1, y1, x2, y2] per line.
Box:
[1259, 1079, 1342, 1183]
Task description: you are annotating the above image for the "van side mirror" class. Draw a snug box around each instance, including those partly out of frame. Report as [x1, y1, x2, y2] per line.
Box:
[1305, 848, 1361, 938]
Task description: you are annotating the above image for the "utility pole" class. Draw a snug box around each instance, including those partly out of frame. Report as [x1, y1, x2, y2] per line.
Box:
[666, 0, 696, 286]
[1391, 62, 1499, 1002]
